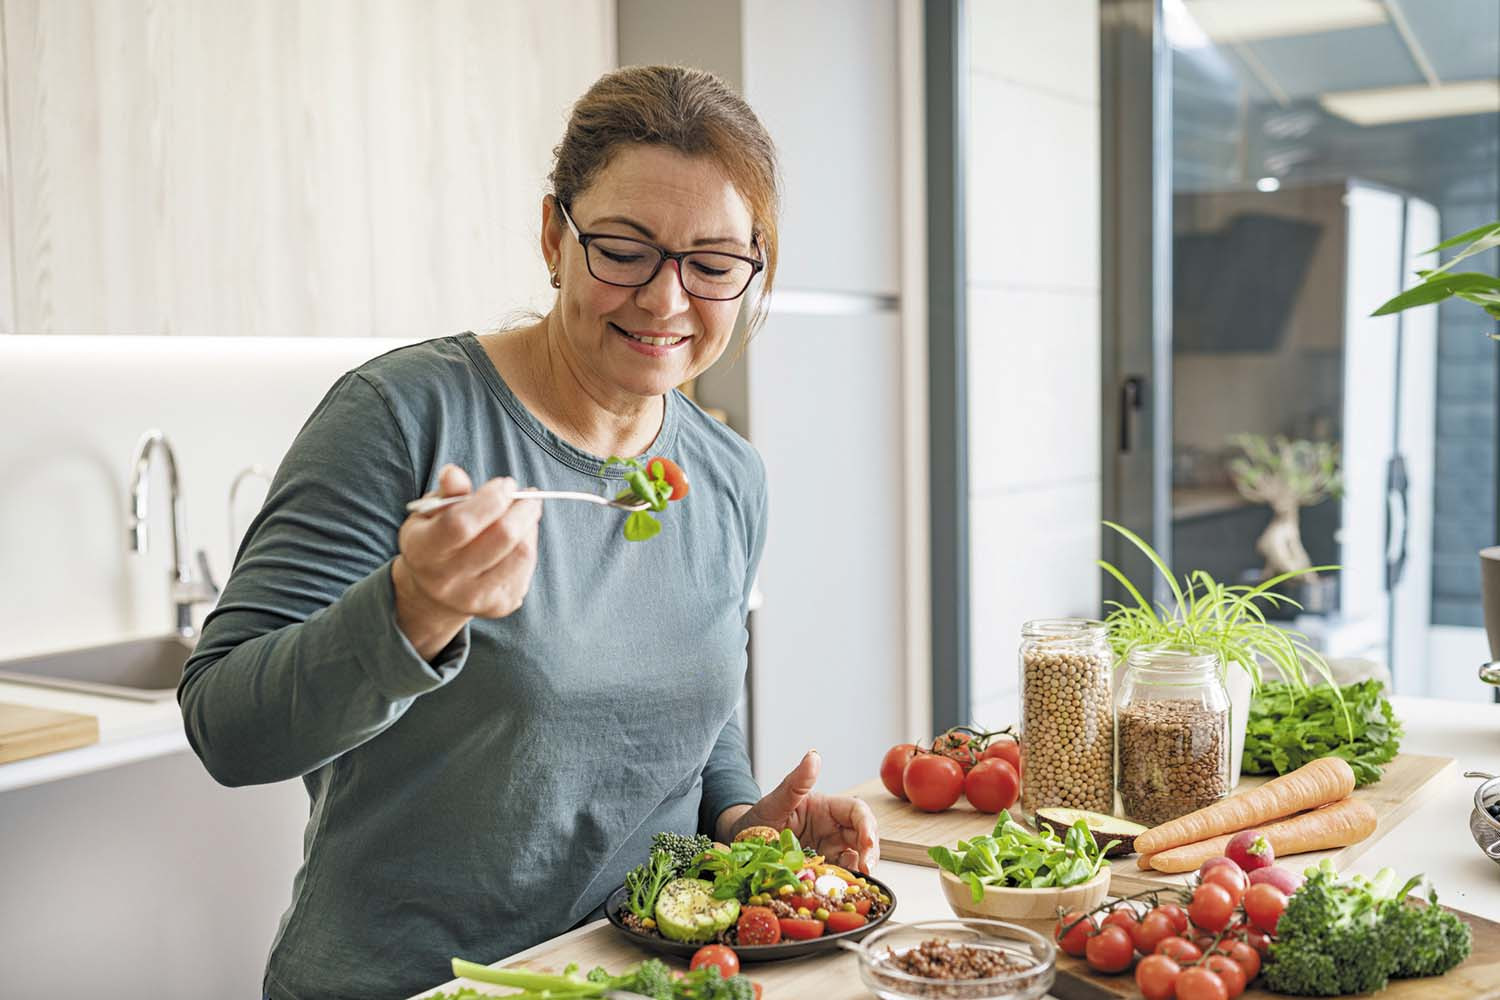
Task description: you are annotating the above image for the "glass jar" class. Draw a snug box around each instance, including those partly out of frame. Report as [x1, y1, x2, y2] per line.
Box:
[1018, 619, 1115, 815]
[1116, 644, 1231, 826]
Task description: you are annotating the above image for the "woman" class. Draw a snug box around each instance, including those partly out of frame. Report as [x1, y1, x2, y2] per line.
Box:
[180, 65, 878, 1000]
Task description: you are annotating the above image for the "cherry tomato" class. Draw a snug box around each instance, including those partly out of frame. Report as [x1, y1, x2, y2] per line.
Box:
[777, 917, 825, 940]
[690, 945, 741, 978]
[1085, 925, 1136, 974]
[1156, 936, 1203, 964]
[1176, 967, 1229, 1000]
[978, 736, 1022, 776]
[1201, 864, 1249, 905]
[1055, 910, 1098, 958]
[825, 910, 868, 933]
[785, 894, 819, 913]
[879, 743, 918, 799]
[646, 456, 690, 501]
[1157, 902, 1190, 934]
[735, 906, 780, 946]
[1189, 883, 1236, 933]
[963, 758, 1020, 813]
[1243, 927, 1272, 957]
[1227, 940, 1262, 981]
[932, 729, 979, 771]
[1206, 954, 1247, 997]
[853, 897, 873, 916]
[1134, 954, 1182, 1000]
[902, 754, 964, 811]
[1102, 908, 1140, 936]
[1131, 909, 1178, 956]
[1242, 882, 1289, 935]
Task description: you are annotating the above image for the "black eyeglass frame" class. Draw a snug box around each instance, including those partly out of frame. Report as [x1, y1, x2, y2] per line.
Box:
[555, 198, 765, 301]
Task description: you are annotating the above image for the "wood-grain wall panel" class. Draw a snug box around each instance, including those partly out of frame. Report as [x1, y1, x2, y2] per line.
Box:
[2, 0, 614, 336]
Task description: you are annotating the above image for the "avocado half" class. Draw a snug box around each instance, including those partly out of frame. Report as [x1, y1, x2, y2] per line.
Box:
[654, 878, 741, 943]
[1034, 808, 1147, 857]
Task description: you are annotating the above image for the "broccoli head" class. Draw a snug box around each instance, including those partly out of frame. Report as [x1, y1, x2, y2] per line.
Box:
[1384, 883, 1472, 979]
[653, 831, 715, 877]
[1263, 863, 1398, 995]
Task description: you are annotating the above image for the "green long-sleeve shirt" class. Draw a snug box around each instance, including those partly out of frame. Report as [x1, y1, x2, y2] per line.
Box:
[179, 334, 766, 1000]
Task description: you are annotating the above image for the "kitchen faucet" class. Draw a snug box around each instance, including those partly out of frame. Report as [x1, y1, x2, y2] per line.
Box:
[127, 429, 219, 640]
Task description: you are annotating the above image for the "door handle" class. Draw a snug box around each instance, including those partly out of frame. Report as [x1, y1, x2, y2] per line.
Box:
[1385, 454, 1409, 590]
[1119, 376, 1146, 454]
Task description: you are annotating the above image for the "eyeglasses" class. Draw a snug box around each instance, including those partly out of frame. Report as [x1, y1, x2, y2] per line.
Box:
[556, 199, 764, 301]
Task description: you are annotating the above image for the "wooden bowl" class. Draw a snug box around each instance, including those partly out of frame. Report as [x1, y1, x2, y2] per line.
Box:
[938, 866, 1112, 921]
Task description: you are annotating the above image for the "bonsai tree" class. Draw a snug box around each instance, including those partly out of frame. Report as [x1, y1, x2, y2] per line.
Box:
[1227, 434, 1341, 580]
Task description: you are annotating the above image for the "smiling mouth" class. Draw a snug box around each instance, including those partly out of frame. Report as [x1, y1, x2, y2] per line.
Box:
[610, 322, 688, 347]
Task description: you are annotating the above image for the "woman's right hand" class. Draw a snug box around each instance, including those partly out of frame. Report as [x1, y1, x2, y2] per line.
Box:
[392, 464, 543, 660]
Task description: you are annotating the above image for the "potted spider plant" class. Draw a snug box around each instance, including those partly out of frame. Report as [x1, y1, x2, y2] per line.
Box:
[1098, 520, 1343, 787]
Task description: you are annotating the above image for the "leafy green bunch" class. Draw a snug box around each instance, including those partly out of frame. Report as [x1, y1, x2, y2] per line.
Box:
[1372, 219, 1500, 335]
[696, 828, 808, 901]
[928, 810, 1116, 903]
[1098, 520, 1340, 694]
[1263, 860, 1471, 995]
[444, 956, 756, 1000]
[601, 456, 674, 541]
[1242, 679, 1403, 786]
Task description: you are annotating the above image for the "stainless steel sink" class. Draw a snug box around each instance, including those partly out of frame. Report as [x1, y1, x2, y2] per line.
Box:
[0, 635, 194, 702]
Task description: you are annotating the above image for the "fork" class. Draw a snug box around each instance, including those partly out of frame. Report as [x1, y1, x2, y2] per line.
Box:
[404, 489, 650, 516]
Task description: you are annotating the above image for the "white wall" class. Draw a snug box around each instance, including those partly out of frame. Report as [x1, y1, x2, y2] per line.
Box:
[966, 0, 1103, 726]
[0, 336, 413, 656]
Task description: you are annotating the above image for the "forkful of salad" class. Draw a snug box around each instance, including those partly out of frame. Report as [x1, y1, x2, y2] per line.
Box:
[405, 456, 689, 542]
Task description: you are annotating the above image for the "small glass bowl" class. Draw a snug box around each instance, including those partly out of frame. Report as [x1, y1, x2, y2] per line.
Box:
[847, 918, 1056, 1000]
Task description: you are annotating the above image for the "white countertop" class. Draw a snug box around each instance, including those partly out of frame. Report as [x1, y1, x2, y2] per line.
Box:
[0, 678, 187, 792]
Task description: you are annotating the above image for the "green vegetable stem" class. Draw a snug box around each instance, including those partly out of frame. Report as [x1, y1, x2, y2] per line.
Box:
[624, 849, 676, 921]
[444, 956, 757, 1000]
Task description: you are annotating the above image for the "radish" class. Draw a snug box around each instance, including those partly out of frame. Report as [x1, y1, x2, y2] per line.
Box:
[1197, 856, 1239, 878]
[1227, 829, 1275, 872]
[1248, 864, 1304, 896]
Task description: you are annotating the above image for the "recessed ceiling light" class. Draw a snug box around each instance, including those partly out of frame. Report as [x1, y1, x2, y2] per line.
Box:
[1256, 177, 1282, 192]
[1182, 0, 1386, 44]
[1319, 80, 1500, 125]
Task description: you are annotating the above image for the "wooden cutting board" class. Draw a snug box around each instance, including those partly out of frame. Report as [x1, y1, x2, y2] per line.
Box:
[0, 701, 99, 764]
[850, 753, 1456, 894]
[1045, 904, 1500, 998]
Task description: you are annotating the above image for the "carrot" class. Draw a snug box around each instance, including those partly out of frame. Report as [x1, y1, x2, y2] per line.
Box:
[1133, 756, 1356, 856]
[1137, 852, 1156, 870]
[1146, 797, 1378, 873]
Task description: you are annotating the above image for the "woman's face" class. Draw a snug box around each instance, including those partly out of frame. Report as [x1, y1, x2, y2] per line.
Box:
[543, 145, 757, 401]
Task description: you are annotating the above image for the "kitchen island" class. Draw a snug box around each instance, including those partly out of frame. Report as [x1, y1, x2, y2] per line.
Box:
[412, 694, 1500, 997]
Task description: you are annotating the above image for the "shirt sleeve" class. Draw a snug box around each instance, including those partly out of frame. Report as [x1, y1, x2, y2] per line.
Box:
[697, 460, 770, 835]
[179, 372, 468, 787]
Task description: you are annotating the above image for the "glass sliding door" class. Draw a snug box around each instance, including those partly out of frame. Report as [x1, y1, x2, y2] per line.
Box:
[1108, 0, 1499, 697]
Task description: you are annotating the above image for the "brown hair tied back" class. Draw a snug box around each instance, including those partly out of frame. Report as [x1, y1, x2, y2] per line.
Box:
[549, 65, 781, 335]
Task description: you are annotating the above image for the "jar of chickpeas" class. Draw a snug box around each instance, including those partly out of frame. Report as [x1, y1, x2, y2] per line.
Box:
[1018, 619, 1116, 815]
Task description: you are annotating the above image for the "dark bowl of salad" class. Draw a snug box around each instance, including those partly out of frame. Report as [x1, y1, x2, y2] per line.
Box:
[605, 828, 897, 962]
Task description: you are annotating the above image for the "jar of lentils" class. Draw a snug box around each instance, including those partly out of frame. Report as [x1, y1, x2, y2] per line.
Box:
[1116, 644, 1230, 826]
[1018, 619, 1115, 815]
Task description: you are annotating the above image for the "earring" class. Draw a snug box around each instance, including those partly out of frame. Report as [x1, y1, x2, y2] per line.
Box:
[549, 269, 561, 289]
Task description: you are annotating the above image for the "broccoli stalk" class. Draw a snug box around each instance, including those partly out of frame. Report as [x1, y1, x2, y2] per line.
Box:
[1264, 861, 1471, 996]
[449, 957, 755, 1000]
[625, 849, 676, 921]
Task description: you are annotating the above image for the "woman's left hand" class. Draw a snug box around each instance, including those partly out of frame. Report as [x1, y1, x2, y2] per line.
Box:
[725, 750, 879, 873]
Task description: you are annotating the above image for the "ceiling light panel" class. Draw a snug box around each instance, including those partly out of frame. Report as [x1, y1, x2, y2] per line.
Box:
[1184, 0, 1388, 43]
[1319, 79, 1500, 124]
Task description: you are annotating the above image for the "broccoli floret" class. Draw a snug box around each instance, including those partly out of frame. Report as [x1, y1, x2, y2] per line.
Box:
[628, 957, 676, 1000]
[585, 965, 612, 984]
[1265, 863, 1474, 995]
[720, 974, 757, 1000]
[1385, 882, 1473, 978]
[653, 831, 715, 876]
[1263, 863, 1399, 995]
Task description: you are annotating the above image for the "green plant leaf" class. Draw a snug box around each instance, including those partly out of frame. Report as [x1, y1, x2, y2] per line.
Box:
[1372, 271, 1500, 316]
[623, 511, 661, 542]
[1423, 221, 1500, 255]
[1421, 227, 1500, 276]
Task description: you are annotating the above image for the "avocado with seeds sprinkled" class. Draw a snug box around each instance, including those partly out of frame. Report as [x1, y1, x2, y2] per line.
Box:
[1034, 808, 1147, 857]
